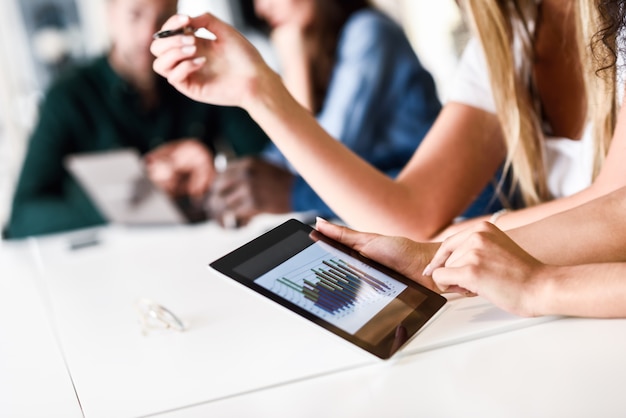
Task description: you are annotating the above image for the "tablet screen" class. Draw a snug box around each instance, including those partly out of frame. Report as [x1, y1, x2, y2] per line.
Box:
[210, 219, 446, 359]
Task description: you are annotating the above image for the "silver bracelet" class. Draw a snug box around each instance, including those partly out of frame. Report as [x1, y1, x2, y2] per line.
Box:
[489, 209, 510, 225]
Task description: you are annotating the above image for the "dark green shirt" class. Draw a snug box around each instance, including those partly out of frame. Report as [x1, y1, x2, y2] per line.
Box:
[5, 55, 268, 239]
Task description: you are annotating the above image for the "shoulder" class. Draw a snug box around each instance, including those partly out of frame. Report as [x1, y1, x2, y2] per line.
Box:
[338, 9, 407, 57]
[447, 38, 496, 113]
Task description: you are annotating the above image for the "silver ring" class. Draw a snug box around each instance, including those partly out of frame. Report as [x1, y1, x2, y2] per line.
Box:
[136, 298, 186, 334]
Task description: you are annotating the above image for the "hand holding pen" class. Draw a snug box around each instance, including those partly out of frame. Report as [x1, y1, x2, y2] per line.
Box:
[153, 24, 216, 40]
[151, 13, 272, 108]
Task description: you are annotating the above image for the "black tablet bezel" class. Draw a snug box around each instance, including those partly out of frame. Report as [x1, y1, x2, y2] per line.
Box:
[209, 219, 446, 359]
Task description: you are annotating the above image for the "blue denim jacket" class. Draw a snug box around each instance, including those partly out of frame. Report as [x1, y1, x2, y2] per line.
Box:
[263, 9, 441, 218]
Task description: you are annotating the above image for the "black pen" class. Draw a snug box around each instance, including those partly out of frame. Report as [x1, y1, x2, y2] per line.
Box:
[153, 26, 216, 40]
[153, 26, 196, 39]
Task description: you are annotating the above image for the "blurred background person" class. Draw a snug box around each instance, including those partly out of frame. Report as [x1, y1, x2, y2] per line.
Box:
[3, 0, 269, 239]
[206, 0, 446, 226]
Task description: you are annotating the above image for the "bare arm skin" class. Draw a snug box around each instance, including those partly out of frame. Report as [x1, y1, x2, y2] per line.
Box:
[431, 186, 626, 269]
[151, 14, 626, 245]
[315, 217, 442, 293]
[319, 185, 626, 318]
[429, 220, 626, 318]
[426, 187, 626, 317]
[440, 86, 626, 239]
[319, 191, 626, 319]
[151, 14, 505, 240]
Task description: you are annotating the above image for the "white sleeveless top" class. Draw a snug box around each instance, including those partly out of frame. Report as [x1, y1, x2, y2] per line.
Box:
[447, 38, 594, 199]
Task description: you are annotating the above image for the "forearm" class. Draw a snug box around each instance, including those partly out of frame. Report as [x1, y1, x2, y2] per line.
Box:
[153, 15, 501, 240]
[497, 183, 611, 230]
[291, 169, 407, 220]
[291, 176, 336, 218]
[244, 73, 500, 240]
[442, 182, 611, 241]
[279, 54, 314, 112]
[506, 187, 626, 265]
[243, 71, 424, 236]
[534, 263, 626, 318]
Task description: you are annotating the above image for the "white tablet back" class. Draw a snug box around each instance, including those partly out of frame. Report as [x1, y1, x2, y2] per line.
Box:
[65, 149, 186, 225]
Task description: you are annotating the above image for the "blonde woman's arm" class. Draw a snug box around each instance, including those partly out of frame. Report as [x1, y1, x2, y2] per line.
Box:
[152, 14, 507, 240]
[504, 185, 626, 264]
[318, 191, 626, 318]
[426, 188, 626, 317]
[431, 186, 626, 271]
[441, 86, 626, 238]
[431, 221, 626, 318]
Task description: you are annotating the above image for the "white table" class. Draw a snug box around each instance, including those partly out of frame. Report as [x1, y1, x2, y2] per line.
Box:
[2, 216, 625, 418]
[155, 316, 626, 418]
[0, 239, 82, 418]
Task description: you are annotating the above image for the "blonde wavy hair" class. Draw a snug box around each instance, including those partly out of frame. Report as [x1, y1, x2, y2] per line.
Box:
[460, 0, 617, 207]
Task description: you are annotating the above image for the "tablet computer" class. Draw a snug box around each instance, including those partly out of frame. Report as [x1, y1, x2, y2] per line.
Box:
[209, 219, 446, 359]
[65, 149, 200, 225]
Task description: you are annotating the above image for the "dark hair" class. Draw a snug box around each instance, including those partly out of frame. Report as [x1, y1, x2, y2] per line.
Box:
[311, 0, 369, 111]
[238, 0, 369, 112]
[238, 0, 270, 34]
[593, 0, 626, 72]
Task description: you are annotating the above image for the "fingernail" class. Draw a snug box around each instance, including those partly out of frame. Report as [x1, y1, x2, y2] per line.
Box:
[178, 14, 190, 23]
[181, 35, 195, 45]
[422, 263, 433, 277]
[315, 216, 328, 225]
[181, 45, 196, 55]
[192, 56, 207, 65]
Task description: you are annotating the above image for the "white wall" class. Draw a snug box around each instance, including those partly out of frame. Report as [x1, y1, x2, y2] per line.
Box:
[399, 0, 467, 100]
[73, 0, 236, 56]
[374, 0, 466, 100]
[75, 0, 109, 56]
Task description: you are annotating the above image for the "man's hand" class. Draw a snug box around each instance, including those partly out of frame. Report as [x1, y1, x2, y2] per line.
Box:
[151, 13, 272, 108]
[144, 138, 215, 199]
[206, 157, 294, 227]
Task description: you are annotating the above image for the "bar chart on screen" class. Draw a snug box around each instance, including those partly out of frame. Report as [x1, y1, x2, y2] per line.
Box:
[255, 242, 407, 334]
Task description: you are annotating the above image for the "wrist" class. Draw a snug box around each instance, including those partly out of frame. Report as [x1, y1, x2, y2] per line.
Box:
[241, 66, 284, 111]
[244, 67, 307, 130]
[420, 242, 443, 293]
[525, 264, 561, 317]
[489, 209, 510, 226]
